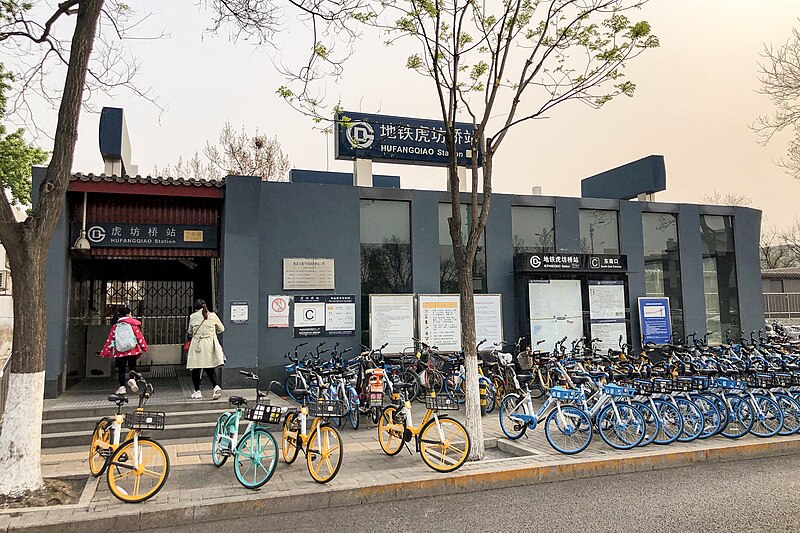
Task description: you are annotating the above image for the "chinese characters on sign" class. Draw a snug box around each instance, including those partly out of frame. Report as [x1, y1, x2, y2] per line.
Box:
[517, 253, 628, 273]
[638, 297, 672, 344]
[283, 258, 335, 290]
[335, 111, 482, 167]
[293, 295, 355, 338]
[71, 223, 216, 249]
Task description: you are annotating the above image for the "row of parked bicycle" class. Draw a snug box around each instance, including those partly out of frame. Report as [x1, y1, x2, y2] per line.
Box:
[87, 326, 800, 503]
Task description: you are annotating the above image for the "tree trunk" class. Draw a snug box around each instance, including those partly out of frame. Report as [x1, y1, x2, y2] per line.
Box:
[456, 257, 485, 461]
[0, 242, 48, 495]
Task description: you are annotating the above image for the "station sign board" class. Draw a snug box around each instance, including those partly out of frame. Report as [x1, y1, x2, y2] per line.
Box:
[71, 223, 217, 249]
[516, 253, 627, 273]
[335, 111, 481, 167]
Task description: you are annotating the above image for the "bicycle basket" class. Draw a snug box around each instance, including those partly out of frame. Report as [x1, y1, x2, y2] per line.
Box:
[602, 384, 637, 399]
[400, 354, 419, 366]
[745, 373, 774, 388]
[672, 377, 693, 392]
[429, 355, 453, 374]
[792, 372, 800, 386]
[715, 378, 747, 390]
[243, 404, 283, 424]
[549, 386, 584, 401]
[424, 393, 459, 411]
[652, 378, 672, 394]
[517, 352, 534, 371]
[123, 411, 166, 431]
[367, 391, 385, 406]
[308, 399, 348, 418]
[692, 375, 712, 391]
[632, 379, 654, 395]
[774, 373, 793, 388]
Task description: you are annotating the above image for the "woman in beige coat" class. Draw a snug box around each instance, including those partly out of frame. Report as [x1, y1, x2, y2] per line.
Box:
[187, 299, 225, 400]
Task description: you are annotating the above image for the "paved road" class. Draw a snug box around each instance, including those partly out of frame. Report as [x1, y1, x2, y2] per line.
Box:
[154, 454, 800, 533]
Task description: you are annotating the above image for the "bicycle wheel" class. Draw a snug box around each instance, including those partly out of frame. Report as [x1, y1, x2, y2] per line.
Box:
[306, 424, 343, 483]
[445, 374, 466, 404]
[691, 394, 721, 439]
[544, 404, 592, 455]
[212, 412, 232, 467]
[107, 437, 170, 503]
[597, 402, 645, 450]
[750, 394, 784, 438]
[377, 406, 406, 456]
[529, 372, 546, 400]
[491, 374, 506, 401]
[419, 417, 470, 473]
[282, 412, 300, 464]
[89, 417, 113, 477]
[699, 392, 729, 436]
[775, 393, 800, 436]
[721, 395, 754, 439]
[499, 394, 527, 440]
[234, 427, 278, 489]
[401, 370, 421, 402]
[652, 399, 683, 445]
[675, 398, 703, 442]
[484, 384, 496, 414]
[631, 401, 658, 447]
[348, 389, 360, 430]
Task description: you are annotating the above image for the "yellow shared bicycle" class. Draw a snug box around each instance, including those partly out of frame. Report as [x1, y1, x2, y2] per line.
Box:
[378, 384, 470, 473]
[88, 372, 170, 503]
[281, 389, 345, 483]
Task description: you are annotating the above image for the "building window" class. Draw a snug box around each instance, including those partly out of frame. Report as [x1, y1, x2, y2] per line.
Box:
[701, 215, 740, 343]
[512, 206, 555, 254]
[580, 209, 619, 254]
[360, 200, 412, 343]
[439, 203, 487, 294]
[642, 212, 684, 339]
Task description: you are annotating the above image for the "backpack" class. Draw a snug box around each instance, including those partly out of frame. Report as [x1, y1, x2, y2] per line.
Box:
[113, 321, 138, 353]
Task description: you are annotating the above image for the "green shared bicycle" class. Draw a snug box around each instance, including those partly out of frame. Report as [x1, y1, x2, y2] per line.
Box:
[211, 370, 285, 489]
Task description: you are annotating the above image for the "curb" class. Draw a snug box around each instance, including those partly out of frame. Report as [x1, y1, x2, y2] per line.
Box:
[4, 435, 800, 532]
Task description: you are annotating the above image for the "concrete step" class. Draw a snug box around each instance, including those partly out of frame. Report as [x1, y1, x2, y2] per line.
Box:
[42, 407, 230, 434]
[43, 396, 260, 421]
[43, 420, 221, 449]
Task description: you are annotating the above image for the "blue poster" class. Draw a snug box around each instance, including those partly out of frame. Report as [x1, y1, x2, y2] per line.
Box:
[638, 297, 672, 345]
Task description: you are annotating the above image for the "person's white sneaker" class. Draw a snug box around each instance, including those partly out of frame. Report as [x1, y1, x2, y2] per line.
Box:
[190, 391, 203, 400]
[212, 385, 222, 400]
[126, 378, 139, 393]
[115, 386, 127, 395]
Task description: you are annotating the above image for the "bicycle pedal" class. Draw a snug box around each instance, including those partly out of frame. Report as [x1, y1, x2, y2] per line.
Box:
[118, 453, 129, 462]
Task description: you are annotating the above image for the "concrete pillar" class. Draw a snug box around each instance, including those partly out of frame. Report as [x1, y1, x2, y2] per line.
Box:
[446, 167, 471, 193]
[678, 204, 706, 338]
[554, 197, 581, 253]
[619, 201, 645, 346]
[734, 207, 764, 334]
[354, 159, 372, 187]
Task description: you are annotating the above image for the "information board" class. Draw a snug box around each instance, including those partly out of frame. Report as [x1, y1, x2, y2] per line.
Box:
[474, 294, 503, 348]
[588, 280, 627, 352]
[528, 280, 584, 352]
[638, 297, 672, 344]
[418, 294, 461, 352]
[293, 295, 326, 337]
[369, 294, 416, 355]
[283, 258, 335, 290]
[324, 295, 356, 337]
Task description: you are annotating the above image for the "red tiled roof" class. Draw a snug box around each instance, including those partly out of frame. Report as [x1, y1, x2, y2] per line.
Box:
[70, 173, 225, 188]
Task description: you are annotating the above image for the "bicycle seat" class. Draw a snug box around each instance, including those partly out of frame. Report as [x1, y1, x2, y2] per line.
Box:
[228, 396, 248, 407]
[570, 374, 590, 385]
[107, 394, 129, 404]
[517, 374, 534, 383]
[292, 388, 310, 399]
[393, 382, 414, 390]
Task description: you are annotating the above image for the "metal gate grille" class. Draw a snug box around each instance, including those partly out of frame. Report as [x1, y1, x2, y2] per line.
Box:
[104, 280, 194, 345]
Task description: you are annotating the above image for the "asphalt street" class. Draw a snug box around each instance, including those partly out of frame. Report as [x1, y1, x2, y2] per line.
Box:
[153, 454, 800, 533]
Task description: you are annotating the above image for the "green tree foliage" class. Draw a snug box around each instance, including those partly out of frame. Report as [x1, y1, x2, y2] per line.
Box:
[0, 65, 47, 207]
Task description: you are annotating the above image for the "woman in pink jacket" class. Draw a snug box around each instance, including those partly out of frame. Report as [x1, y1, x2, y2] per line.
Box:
[99, 306, 149, 395]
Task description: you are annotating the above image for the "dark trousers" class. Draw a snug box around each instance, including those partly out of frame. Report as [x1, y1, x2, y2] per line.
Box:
[115, 356, 137, 386]
[191, 368, 219, 391]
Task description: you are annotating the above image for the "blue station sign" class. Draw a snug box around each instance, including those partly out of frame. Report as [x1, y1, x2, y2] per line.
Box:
[638, 297, 672, 345]
[334, 111, 481, 167]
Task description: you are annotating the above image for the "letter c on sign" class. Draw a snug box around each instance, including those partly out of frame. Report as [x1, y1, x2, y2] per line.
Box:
[305, 309, 315, 321]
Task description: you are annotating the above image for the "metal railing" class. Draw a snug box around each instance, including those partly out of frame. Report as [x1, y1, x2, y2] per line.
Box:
[0, 354, 11, 424]
[764, 292, 800, 320]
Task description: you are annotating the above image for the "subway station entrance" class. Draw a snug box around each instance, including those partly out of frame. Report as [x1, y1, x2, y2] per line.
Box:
[61, 176, 223, 391]
[514, 253, 629, 353]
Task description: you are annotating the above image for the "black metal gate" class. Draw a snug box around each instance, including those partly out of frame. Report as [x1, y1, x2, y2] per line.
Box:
[104, 280, 194, 345]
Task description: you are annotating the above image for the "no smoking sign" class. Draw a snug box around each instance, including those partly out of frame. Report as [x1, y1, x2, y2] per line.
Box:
[271, 297, 287, 313]
[268, 295, 291, 328]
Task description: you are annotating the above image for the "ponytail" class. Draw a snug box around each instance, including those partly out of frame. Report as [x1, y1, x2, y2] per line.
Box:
[194, 299, 209, 320]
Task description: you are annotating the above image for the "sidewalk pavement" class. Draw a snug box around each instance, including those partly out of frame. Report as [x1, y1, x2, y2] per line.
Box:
[6, 403, 800, 533]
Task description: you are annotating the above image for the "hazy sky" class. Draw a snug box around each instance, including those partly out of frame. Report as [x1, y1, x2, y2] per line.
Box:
[51, 1, 800, 229]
